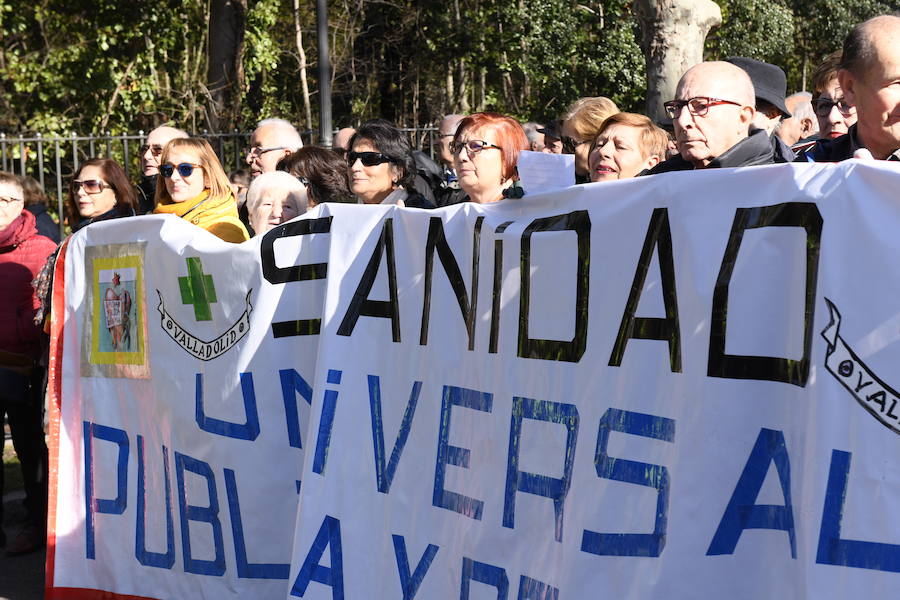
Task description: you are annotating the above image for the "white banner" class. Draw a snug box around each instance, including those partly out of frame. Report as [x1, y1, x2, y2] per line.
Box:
[48, 161, 900, 599]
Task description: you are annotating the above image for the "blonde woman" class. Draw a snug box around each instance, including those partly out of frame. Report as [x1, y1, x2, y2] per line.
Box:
[153, 138, 249, 243]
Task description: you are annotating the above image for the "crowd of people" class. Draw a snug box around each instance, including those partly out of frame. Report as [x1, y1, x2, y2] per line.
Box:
[0, 13, 897, 559]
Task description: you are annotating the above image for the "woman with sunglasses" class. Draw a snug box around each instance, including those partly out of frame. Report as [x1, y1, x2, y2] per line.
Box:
[66, 158, 137, 232]
[347, 119, 432, 208]
[153, 138, 249, 243]
[452, 112, 529, 204]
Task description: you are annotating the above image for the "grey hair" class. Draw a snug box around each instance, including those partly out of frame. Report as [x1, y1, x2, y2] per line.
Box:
[245, 170, 308, 217]
[255, 118, 304, 150]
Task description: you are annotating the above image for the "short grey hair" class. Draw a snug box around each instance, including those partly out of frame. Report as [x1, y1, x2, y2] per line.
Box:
[255, 118, 304, 150]
[245, 170, 308, 216]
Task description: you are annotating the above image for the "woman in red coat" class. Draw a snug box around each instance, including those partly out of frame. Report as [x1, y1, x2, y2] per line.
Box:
[0, 171, 57, 555]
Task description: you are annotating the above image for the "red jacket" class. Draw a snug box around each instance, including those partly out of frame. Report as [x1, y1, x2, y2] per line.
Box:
[0, 210, 57, 359]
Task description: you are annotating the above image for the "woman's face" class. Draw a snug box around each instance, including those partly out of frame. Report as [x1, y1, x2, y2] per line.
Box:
[250, 186, 306, 235]
[74, 165, 118, 218]
[816, 78, 857, 139]
[561, 120, 592, 176]
[349, 139, 395, 204]
[163, 148, 208, 203]
[588, 124, 660, 182]
[453, 126, 506, 203]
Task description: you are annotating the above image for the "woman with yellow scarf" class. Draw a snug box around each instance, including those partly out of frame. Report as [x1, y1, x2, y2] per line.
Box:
[153, 138, 249, 243]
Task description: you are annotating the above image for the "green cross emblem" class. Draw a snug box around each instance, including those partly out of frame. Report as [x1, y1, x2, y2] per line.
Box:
[178, 257, 217, 321]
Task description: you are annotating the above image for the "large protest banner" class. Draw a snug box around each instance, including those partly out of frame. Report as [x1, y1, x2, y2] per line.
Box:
[47, 161, 900, 599]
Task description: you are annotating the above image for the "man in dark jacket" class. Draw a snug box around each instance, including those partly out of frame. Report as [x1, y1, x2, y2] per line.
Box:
[647, 61, 783, 174]
[798, 15, 900, 163]
[0, 171, 57, 555]
[136, 125, 188, 213]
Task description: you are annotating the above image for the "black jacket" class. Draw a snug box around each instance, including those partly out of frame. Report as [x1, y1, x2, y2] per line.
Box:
[25, 204, 61, 243]
[794, 125, 900, 163]
[645, 129, 782, 174]
[135, 176, 157, 215]
[72, 205, 136, 233]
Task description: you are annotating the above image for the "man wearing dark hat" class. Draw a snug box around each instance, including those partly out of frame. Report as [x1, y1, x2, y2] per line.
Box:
[726, 57, 796, 161]
[539, 121, 564, 154]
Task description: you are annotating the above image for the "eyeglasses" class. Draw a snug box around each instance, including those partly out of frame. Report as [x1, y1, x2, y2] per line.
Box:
[139, 144, 163, 157]
[159, 163, 203, 178]
[663, 97, 743, 119]
[347, 151, 397, 167]
[333, 148, 349, 159]
[70, 180, 113, 194]
[296, 175, 310, 186]
[814, 97, 855, 118]
[245, 146, 287, 159]
[449, 140, 502, 156]
[0, 196, 23, 206]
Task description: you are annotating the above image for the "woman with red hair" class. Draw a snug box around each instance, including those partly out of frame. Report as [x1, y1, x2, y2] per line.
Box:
[451, 112, 529, 204]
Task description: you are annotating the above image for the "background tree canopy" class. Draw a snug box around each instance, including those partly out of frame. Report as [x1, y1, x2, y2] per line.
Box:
[0, 0, 892, 135]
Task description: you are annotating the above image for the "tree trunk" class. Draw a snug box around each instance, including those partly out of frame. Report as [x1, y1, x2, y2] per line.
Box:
[635, 0, 721, 124]
[292, 0, 313, 131]
[207, 0, 247, 131]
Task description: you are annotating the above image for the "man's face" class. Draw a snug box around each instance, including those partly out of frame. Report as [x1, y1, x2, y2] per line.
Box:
[672, 71, 752, 168]
[541, 136, 563, 154]
[246, 125, 292, 178]
[141, 128, 181, 177]
[332, 128, 355, 159]
[437, 119, 462, 167]
[840, 32, 900, 159]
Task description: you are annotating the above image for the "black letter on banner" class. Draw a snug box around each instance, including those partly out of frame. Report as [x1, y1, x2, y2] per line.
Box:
[708, 203, 822, 387]
[261, 216, 333, 338]
[337, 218, 401, 342]
[518, 211, 590, 362]
[420, 216, 484, 350]
[609, 208, 682, 372]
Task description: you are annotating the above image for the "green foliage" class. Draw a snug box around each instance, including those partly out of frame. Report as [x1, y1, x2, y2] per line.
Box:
[0, 0, 895, 134]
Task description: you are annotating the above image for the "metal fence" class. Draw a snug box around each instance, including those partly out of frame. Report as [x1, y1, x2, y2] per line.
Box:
[0, 127, 439, 234]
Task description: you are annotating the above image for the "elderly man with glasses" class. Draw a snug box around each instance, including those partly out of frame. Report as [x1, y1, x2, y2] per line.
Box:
[136, 125, 188, 214]
[246, 118, 304, 179]
[646, 61, 785, 174]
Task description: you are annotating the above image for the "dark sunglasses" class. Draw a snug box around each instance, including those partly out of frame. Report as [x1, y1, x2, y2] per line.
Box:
[139, 144, 163, 157]
[70, 179, 112, 194]
[160, 163, 203, 178]
[347, 151, 396, 167]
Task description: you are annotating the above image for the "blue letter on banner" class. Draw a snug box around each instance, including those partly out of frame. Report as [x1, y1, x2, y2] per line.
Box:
[433, 385, 493, 520]
[291, 515, 344, 598]
[461, 557, 508, 600]
[816, 450, 900, 572]
[392, 534, 439, 599]
[503, 396, 579, 542]
[517, 575, 559, 600]
[175, 452, 226, 576]
[369, 376, 423, 494]
[224, 468, 290, 579]
[195, 372, 260, 441]
[313, 369, 342, 475]
[84, 421, 129, 560]
[135, 436, 175, 568]
[581, 408, 675, 557]
[280, 368, 313, 448]
[707, 428, 796, 558]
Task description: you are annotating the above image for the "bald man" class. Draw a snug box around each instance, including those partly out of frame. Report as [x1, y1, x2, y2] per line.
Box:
[332, 127, 356, 159]
[801, 15, 900, 162]
[137, 125, 188, 213]
[647, 61, 785, 174]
